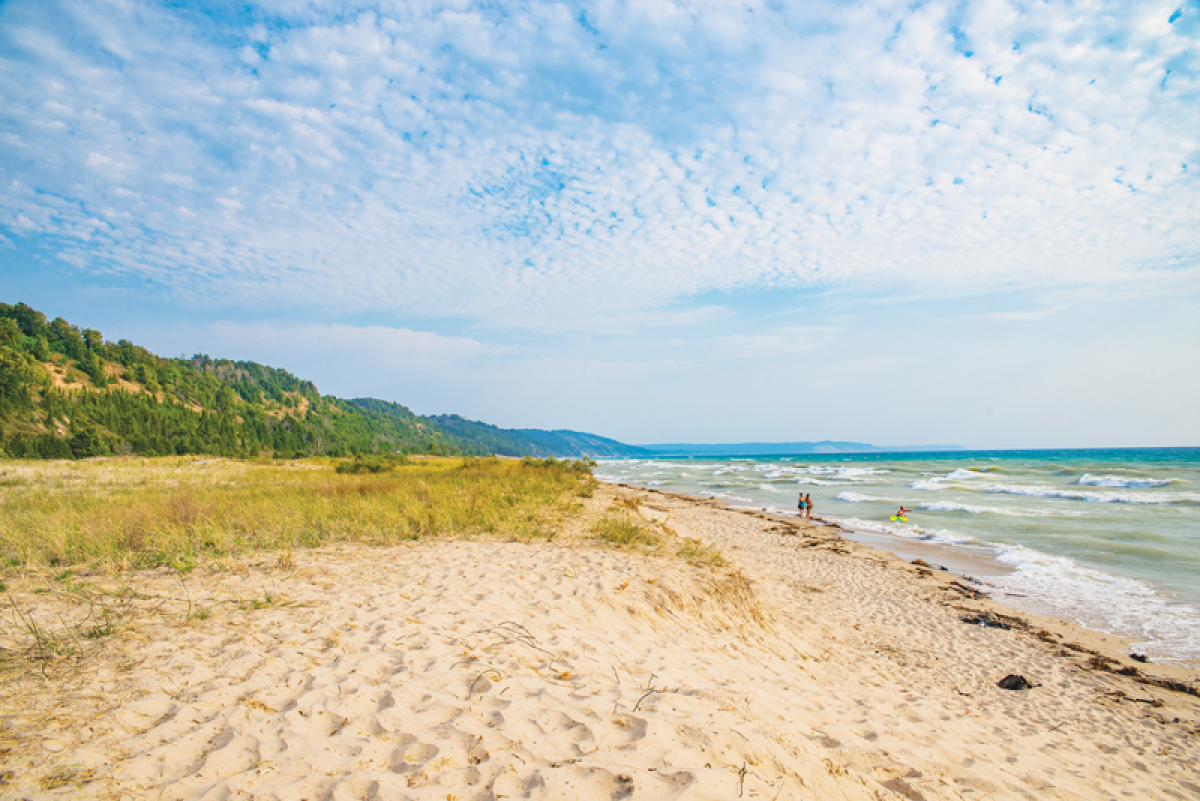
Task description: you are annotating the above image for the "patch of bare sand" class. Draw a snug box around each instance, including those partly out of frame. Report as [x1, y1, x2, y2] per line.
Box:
[0, 484, 1197, 800]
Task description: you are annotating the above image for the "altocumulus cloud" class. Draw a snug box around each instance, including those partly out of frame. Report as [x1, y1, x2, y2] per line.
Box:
[1, 0, 1198, 330]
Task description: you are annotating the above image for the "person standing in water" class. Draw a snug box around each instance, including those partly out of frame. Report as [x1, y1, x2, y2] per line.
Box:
[804, 493, 814, 520]
[797, 492, 807, 517]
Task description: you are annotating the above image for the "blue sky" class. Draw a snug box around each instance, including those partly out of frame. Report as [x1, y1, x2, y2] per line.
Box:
[2, 0, 1198, 448]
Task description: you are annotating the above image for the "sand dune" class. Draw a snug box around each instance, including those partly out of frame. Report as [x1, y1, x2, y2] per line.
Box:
[2, 484, 1197, 799]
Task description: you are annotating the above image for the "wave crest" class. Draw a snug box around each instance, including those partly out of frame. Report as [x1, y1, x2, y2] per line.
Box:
[985, 483, 1197, 505]
[835, 492, 884, 503]
[1078, 474, 1174, 488]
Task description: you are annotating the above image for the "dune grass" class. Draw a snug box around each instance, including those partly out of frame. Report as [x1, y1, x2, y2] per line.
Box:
[0, 455, 592, 573]
[590, 506, 727, 567]
[591, 514, 662, 549]
[674, 534, 727, 567]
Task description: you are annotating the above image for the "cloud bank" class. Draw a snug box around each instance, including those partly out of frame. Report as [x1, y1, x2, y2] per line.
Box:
[1, 0, 1197, 331]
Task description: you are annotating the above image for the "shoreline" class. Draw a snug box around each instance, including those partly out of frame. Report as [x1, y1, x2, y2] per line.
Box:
[1, 481, 1197, 798]
[609, 480, 1200, 685]
[596, 450, 1200, 672]
[610, 478, 1200, 673]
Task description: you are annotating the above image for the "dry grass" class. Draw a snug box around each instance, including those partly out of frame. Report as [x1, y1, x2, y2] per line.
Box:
[590, 512, 661, 550]
[590, 502, 728, 570]
[674, 534, 727, 567]
[0, 456, 590, 573]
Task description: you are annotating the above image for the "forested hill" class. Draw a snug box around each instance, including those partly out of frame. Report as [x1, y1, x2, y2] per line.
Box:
[425, 415, 650, 458]
[0, 303, 460, 459]
[0, 303, 649, 461]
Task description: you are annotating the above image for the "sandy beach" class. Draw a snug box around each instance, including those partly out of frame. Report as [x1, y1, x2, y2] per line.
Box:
[2, 482, 1198, 800]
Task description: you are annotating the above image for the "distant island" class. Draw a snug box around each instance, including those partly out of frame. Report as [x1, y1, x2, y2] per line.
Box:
[0, 302, 954, 462]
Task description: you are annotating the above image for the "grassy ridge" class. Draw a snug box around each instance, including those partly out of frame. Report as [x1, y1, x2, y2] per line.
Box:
[0, 457, 594, 572]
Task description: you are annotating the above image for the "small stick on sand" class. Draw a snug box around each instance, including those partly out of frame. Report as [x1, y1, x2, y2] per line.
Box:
[468, 669, 503, 697]
[633, 688, 658, 712]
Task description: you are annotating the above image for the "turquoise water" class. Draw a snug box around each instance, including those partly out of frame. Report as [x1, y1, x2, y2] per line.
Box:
[597, 448, 1200, 666]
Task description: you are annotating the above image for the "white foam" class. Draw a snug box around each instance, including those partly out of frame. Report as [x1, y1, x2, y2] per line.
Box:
[946, 468, 988, 480]
[798, 466, 890, 477]
[985, 483, 1197, 505]
[921, 500, 1006, 514]
[834, 516, 974, 545]
[991, 544, 1200, 666]
[1078, 474, 1175, 488]
[916, 500, 1085, 519]
[922, 529, 976, 545]
[910, 479, 949, 491]
[595, 459, 679, 469]
[835, 492, 884, 503]
[698, 491, 756, 504]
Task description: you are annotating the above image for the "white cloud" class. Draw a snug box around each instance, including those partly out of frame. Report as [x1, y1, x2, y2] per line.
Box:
[56, 251, 86, 268]
[0, 0, 1196, 332]
[85, 152, 115, 170]
[14, 214, 40, 232]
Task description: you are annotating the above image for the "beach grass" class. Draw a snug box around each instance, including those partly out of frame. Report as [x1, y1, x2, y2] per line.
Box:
[591, 508, 728, 568]
[674, 533, 727, 567]
[0, 455, 592, 573]
[590, 513, 662, 549]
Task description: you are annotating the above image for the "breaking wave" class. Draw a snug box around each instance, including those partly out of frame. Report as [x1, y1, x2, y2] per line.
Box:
[1078, 474, 1175, 488]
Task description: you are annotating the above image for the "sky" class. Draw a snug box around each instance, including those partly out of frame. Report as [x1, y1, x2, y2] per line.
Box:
[1, 0, 1198, 449]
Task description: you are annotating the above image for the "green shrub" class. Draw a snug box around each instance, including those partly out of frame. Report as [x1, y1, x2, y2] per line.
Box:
[335, 453, 411, 474]
[519, 456, 596, 473]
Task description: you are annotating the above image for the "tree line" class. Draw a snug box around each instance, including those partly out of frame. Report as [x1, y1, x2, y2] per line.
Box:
[0, 302, 475, 460]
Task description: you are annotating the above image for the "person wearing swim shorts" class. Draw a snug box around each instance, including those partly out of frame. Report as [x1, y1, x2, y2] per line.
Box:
[797, 493, 807, 516]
